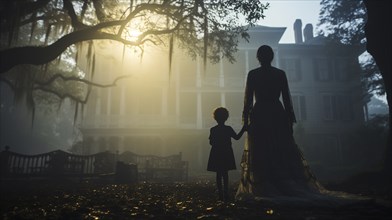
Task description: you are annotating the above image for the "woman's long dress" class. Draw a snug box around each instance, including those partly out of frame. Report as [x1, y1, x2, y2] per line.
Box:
[236, 66, 325, 200]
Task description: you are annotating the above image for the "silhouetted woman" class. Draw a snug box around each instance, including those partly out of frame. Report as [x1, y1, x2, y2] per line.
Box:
[236, 45, 324, 200]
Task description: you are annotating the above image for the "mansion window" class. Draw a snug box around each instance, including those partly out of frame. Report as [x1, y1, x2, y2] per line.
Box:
[248, 49, 259, 70]
[100, 89, 108, 115]
[314, 58, 352, 82]
[291, 95, 307, 121]
[87, 89, 97, 115]
[334, 58, 350, 81]
[110, 87, 121, 115]
[179, 92, 196, 124]
[223, 51, 246, 87]
[202, 92, 221, 128]
[224, 92, 243, 127]
[179, 58, 197, 88]
[139, 87, 162, 115]
[322, 94, 354, 121]
[314, 58, 332, 81]
[280, 58, 301, 82]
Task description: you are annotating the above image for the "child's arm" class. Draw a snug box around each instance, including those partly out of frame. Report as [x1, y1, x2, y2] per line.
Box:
[232, 125, 246, 140]
[209, 128, 214, 145]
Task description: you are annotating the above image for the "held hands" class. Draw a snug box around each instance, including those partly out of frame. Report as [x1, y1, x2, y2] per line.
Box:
[289, 121, 294, 135]
[242, 123, 248, 132]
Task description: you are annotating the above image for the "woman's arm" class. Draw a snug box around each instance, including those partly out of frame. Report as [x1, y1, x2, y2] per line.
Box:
[209, 128, 214, 146]
[242, 72, 254, 128]
[282, 71, 297, 124]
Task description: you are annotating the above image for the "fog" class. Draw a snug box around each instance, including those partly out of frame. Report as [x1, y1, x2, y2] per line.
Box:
[0, 22, 389, 183]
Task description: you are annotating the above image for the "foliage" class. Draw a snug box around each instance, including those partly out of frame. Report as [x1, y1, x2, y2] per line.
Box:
[344, 114, 389, 169]
[0, 0, 269, 117]
[317, 0, 385, 96]
[318, 0, 366, 45]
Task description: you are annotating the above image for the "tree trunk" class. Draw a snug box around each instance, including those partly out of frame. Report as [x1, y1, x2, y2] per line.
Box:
[364, 0, 392, 173]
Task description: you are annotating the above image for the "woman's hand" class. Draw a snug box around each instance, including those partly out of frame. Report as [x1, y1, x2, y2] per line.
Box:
[289, 121, 294, 135]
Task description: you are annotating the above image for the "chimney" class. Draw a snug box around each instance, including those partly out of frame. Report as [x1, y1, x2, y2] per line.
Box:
[294, 19, 303, 44]
[304, 23, 314, 42]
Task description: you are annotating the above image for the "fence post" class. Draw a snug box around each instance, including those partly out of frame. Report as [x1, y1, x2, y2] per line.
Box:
[0, 146, 11, 179]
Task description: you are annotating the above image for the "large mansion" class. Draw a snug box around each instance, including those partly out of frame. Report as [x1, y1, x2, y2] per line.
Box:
[79, 19, 365, 177]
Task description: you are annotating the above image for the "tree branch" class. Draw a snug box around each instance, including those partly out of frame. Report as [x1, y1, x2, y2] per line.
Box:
[1, 73, 131, 104]
[0, 6, 191, 74]
[63, 0, 88, 30]
[34, 86, 91, 104]
[36, 74, 132, 88]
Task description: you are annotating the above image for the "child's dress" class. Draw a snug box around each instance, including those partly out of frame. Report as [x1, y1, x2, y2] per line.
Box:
[207, 125, 237, 172]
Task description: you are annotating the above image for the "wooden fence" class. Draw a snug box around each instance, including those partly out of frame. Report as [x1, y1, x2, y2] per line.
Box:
[0, 150, 115, 178]
[0, 149, 188, 182]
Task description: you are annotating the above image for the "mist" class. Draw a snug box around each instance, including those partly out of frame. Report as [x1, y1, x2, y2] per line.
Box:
[1, 21, 389, 183]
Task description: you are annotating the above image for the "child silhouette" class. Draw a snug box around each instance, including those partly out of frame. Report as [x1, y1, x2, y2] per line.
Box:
[207, 107, 246, 201]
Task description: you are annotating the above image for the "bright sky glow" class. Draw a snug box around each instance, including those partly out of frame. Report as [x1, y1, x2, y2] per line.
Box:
[127, 29, 142, 41]
[257, 0, 321, 43]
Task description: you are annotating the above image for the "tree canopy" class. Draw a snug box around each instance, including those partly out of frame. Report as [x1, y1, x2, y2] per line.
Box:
[317, 0, 384, 96]
[318, 0, 391, 171]
[0, 0, 269, 113]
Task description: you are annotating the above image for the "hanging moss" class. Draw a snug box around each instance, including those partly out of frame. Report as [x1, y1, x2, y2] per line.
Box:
[203, 14, 208, 75]
[44, 24, 52, 45]
[29, 13, 37, 43]
[168, 34, 174, 78]
[74, 102, 79, 125]
[91, 54, 96, 79]
[86, 41, 93, 64]
[121, 44, 126, 66]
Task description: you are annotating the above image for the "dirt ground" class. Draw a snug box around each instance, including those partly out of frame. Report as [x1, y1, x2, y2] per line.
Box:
[1, 178, 391, 220]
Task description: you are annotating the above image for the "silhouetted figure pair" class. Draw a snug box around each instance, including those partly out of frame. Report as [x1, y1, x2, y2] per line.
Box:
[207, 107, 246, 201]
[235, 45, 325, 200]
[208, 45, 368, 205]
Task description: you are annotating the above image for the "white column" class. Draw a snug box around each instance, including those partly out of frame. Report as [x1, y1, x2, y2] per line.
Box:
[162, 86, 168, 116]
[219, 52, 224, 87]
[119, 87, 126, 127]
[275, 48, 280, 67]
[196, 56, 202, 88]
[120, 87, 126, 115]
[197, 93, 202, 129]
[95, 91, 100, 116]
[175, 57, 180, 126]
[221, 92, 226, 107]
[107, 89, 111, 127]
[96, 89, 101, 127]
[196, 56, 202, 129]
